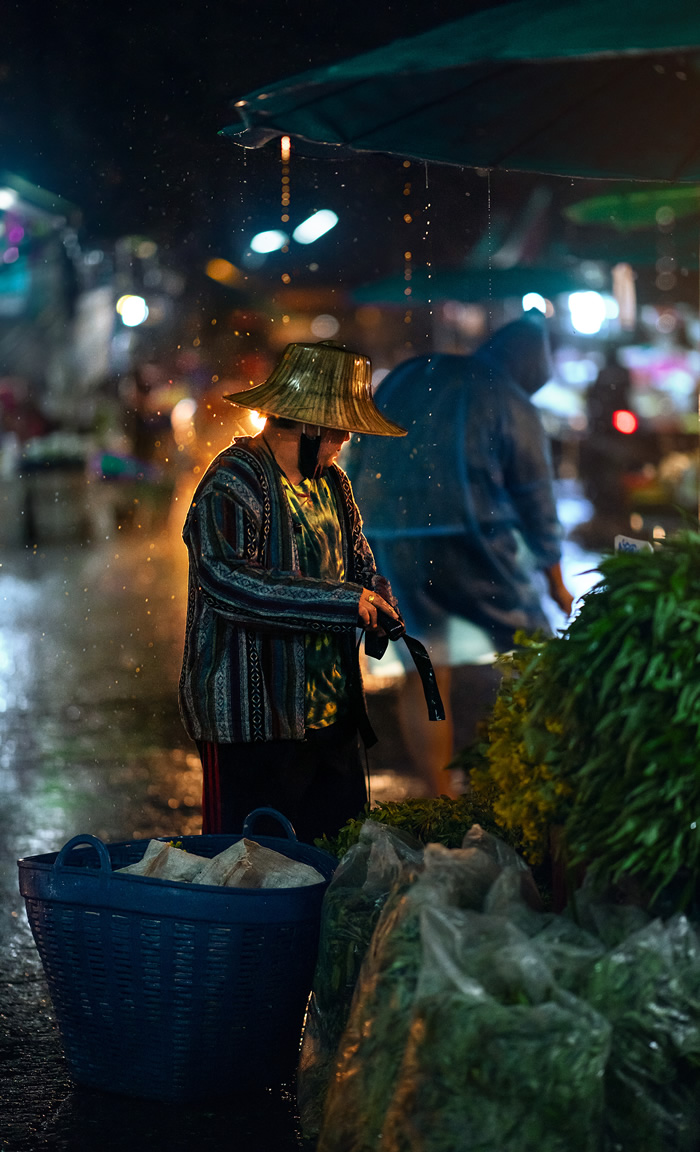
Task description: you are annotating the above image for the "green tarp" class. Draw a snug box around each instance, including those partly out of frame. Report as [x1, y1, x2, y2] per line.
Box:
[225, 0, 700, 182]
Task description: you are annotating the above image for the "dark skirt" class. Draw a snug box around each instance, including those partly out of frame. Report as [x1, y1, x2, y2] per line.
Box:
[196, 718, 366, 844]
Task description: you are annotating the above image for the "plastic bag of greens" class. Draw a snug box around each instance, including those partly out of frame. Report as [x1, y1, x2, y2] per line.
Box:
[380, 903, 610, 1152]
[457, 823, 545, 936]
[316, 875, 421, 1152]
[465, 824, 541, 893]
[529, 914, 606, 994]
[585, 914, 700, 1152]
[573, 872, 652, 949]
[317, 832, 538, 1152]
[297, 820, 423, 1138]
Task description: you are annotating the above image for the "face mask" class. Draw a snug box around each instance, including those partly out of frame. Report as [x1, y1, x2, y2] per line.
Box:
[298, 426, 322, 480]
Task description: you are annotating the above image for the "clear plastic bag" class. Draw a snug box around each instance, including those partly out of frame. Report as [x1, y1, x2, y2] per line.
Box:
[585, 914, 700, 1152]
[312, 821, 700, 1152]
[380, 903, 610, 1152]
[317, 828, 539, 1152]
[297, 820, 423, 1138]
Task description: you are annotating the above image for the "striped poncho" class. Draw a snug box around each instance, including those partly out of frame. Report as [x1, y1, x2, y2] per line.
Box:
[178, 435, 385, 745]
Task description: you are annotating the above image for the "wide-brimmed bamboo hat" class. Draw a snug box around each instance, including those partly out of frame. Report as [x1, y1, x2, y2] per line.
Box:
[223, 341, 406, 437]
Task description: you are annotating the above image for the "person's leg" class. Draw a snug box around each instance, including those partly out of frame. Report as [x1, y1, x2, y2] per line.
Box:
[395, 665, 459, 797]
[197, 739, 301, 835]
[293, 723, 367, 843]
[197, 727, 366, 841]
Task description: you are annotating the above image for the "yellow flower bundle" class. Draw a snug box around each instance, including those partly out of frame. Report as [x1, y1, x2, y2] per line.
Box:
[470, 639, 571, 865]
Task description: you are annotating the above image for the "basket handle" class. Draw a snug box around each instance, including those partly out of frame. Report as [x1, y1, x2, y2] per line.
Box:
[241, 808, 298, 841]
[54, 834, 112, 872]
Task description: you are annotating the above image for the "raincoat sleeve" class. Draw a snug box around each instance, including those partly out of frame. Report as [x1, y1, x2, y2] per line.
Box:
[183, 455, 363, 634]
[501, 392, 562, 570]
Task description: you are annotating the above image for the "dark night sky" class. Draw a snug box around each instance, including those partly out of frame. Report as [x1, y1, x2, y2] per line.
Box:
[0, 0, 513, 241]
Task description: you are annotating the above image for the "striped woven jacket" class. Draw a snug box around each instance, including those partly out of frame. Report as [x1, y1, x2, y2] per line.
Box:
[178, 435, 384, 745]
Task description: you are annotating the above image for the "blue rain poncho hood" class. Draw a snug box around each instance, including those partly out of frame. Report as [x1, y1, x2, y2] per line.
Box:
[473, 312, 553, 396]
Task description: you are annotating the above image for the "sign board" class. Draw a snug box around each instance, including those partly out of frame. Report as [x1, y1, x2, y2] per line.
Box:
[614, 535, 654, 554]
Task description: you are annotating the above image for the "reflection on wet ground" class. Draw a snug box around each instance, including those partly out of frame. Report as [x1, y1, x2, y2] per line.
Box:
[1, 531, 190, 855]
[0, 490, 602, 1149]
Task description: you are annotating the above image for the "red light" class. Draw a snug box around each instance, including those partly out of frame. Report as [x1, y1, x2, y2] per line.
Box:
[612, 409, 638, 434]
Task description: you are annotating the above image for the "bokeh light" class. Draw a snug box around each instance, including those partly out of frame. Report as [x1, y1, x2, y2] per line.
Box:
[250, 230, 288, 254]
[568, 291, 607, 335]
[205, 258, 241, 285]
[522, 292, 547, 314]
[310, 314, 340, 338]
[612, 409, 638, 434]
[292, 210, 338, 245]
[117, 295, 149, 327]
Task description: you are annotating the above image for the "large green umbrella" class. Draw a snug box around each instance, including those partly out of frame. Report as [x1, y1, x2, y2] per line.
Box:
[353, 265, 584, 305]
[225, 0, 700, 181]
[562, 189, 700, 292]
[567, 226, 699, 269]
[564, 187, 700, 229]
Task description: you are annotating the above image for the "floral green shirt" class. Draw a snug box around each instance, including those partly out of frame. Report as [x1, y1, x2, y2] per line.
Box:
[281, 474, 350, 728]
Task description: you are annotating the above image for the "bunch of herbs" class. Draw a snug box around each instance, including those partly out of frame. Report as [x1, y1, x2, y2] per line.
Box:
[317, 883, 423, 1152]
[529, 531, 700, 904]
[381, 988, 609, 1152]
[298, 825, 422, 1138]
[314, 793, 514, 861]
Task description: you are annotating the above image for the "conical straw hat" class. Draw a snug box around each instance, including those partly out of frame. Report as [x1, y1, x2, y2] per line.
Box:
[223, 341, 406, 437]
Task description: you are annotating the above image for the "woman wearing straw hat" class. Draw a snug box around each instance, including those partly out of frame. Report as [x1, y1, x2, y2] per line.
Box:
[178, 341, 406, 843]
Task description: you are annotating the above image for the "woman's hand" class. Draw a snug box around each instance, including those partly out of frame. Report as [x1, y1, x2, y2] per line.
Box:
[358, 587, 400, 631]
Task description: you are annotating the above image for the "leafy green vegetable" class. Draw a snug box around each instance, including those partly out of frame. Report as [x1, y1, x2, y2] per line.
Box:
[298, 882, 390, 1134]
[319, 860, 611, 1152]
[298, 824, 422, 1139]
[532, 531, 700, 902]
[381, 990, 609, 1152]
[317, 883, 423, 1152]
[314, 793, 516, 860]
[311, 819, 700, 1152]
[585, 915, 700, 1151]
[470, 530, 700, 908]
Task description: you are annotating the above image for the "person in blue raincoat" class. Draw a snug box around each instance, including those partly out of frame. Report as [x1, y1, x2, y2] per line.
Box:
[346, 313, 573, 796]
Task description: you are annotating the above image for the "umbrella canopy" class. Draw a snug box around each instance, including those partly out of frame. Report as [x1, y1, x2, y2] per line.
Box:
[353, 265, 583, 305]
[225, 0, 700, 182]
[564, 186, 700, 229]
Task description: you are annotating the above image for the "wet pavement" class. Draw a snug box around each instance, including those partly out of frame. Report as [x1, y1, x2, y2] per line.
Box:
[0, 488, 601, 1152]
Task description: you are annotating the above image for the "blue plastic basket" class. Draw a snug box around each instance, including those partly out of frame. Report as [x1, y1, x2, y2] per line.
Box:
[17, 808, 336, 1102]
